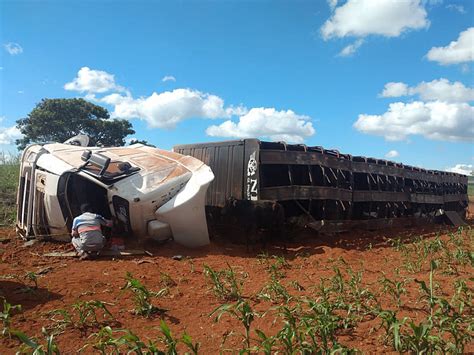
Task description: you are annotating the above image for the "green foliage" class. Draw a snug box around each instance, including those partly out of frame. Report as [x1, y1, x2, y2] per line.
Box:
[128, 139, 156, 147]
[203, 263, 243, 301]
[49, 300, 113, 332]
[16, 98, 135, 150]
[0, 160, 19, 226]
[122, 272, 167, 317]
[378, 273, 408, 308]
[257, 276, 292, 304]
[24, 271, 38, 289]
[211, 299, 257, 350]
[88, 323, 199, 355]
[13, 327, 60, 355]
[0, 298, 22, 336]
[72, 300, 114, 328]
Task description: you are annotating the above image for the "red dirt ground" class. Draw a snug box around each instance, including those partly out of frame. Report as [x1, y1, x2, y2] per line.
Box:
[1, 205, 473, 353]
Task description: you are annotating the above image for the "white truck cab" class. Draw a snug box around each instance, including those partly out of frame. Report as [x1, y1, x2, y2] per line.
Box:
[16, 137, 214, 247]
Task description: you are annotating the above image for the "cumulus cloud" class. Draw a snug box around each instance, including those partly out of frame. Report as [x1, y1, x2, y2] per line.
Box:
[446, 164, 473, 176]
[380, 78, 474, 102]
[0, 125, 22, 145]
[66, 67, 315, 142]
[206, 108, 315, 143]
[3, 42, 23, 55]
[380, 82, 409, 98]
[101, 89, 245, 129]
[327, 0, 338, 11]
[354, 101, 474, 142]
[321, 0, 429, 40]
[64, 67, 126, 94]
[162, 75, 176, 82]
[426, 27, 474, 65]
[338, 39, 364, 57]
[385, 150, 400, 159]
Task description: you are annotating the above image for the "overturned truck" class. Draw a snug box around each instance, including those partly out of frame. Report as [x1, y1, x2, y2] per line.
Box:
[174, 139, 468, 233]
[16, 137, 214, 247]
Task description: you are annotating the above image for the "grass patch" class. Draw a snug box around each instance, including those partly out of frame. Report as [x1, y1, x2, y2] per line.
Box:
[0, 161, 20, 226]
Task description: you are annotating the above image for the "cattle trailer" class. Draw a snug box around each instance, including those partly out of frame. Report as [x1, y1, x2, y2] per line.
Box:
[174, 139, 468, 232]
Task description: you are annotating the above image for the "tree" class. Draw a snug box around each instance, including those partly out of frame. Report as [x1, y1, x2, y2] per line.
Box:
[16, 98, 135, 150]
[128, 139, 156, 147]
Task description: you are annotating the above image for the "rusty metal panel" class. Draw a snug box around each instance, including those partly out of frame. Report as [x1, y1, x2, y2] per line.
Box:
[174, 140, 246, 207]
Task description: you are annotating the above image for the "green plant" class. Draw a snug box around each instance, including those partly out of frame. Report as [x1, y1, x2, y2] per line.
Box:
[88, 326, 149, 354]
[378, 274, 408, 308]
[13, 327, 60, 355]
[180, 331, 200, 355]
[158, 320, 178, 355]
[415, 260, 439, 317]
[258, 277, 292, 304]
[211, 299, 257, 350]
[48, 308, 74, 333]
[24, 271, 38, 289]
[160, 272, 177, 288]
[376, 310, 406, 351]
[0, 298, 21, 336]
[254, 329, 277, 354]
[203, 263, 242, 301]
[72, 300, 114, 328]
[122, 272, 167, 317]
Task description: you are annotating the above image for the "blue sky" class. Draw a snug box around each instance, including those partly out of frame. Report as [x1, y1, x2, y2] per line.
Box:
[1, 0, 473, 174]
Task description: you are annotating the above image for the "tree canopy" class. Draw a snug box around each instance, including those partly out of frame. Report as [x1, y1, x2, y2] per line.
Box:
[16, 98, 135, 150]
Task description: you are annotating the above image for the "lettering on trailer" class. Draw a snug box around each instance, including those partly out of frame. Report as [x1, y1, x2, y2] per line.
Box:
[246, 151, 258, 201]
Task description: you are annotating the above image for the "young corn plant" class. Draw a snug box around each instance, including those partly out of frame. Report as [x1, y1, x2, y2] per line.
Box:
[71, 300, 114, 329]
[88, 326, 148, 354]
[122, 272, 167, 317]
[301, 298, 348, 352]
[415, 260, 439, 318]
[375, 309, 406, 351]
[257, 276, 292, 304]
[24, 271, 39, 289]
[48, 308, 74, 333]
[203, 263, 243, 301]
[12, 327, 60, 355]
[378, 274, 408, 308]
[0, 298, 21, 337]
[254, 329, 277, 355]
[160, 272, 177, 288]
[211, 299, 257, 350]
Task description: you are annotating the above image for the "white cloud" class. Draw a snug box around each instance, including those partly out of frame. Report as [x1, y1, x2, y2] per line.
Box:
[380, 78, 474, 102]
[101, 89, 245, 129]
[66, 67, 314, 142]
[17, 90, 24, 94]
[64, 67, 126, 94]
[354, 101, 474, 142]
[321, 0, 429, 40]
[0, 125, 22, 145]
[446, 164, 473, 176]
[426, 27, 474, 65]
[162, 75, 176, 82]
[338, 39, 364, 57]
[380, 82, 409, 97]
[206, 107, 315, 143]
[3, 42, 23, 55]
[446, 4, 466, 14]
[327, 0, 338, 11]
[385, 150, 400, 159]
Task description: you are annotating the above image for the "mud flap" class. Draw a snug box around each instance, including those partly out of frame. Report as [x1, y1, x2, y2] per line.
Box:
[443, 211, 467, 227]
